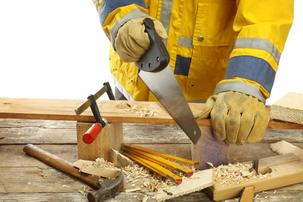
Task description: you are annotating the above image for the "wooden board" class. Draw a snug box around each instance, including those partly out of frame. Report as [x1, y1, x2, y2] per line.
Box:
[155, 169, 213, 201]
[210, 155, 303, 201]
[271, 92, 303, 124]
[0, 97, 302, 129]
[1, 119, 303, 201]
[271, 140, 303, 160]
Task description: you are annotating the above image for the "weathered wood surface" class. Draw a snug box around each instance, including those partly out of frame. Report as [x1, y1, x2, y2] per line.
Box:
[271, 92, 303, 124]
[1, 98, 302, 129]
[0, 119, 303, 201]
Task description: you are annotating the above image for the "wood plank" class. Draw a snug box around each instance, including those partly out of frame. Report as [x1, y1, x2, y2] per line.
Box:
[271, 140, 303, 160]
[0, 98, 302, 129]
[1, 190, 303, 202]
[155, 169, 213, 201]
[3, 143, 303, 169]
[271, 92, 303, 124]
[1, 119, 303, 145]
[210, 158, 303, 201]
[240, 186, 255, 202]
[0, 167, 84, 193]
[0, 193, 87, 202]
[0, 145, 78, 167]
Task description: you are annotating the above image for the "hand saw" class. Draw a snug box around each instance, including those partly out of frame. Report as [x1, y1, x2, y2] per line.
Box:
[136, 18, 201, 144]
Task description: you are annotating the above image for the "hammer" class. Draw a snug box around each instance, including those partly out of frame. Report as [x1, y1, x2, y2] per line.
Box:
[23, 144, 123, 202]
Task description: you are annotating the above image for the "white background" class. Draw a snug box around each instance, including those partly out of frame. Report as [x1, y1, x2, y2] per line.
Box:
[0, 0, 302, 104]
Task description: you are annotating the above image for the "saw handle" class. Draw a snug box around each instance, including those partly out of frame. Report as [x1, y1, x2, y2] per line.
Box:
[136, 18, 169, 72]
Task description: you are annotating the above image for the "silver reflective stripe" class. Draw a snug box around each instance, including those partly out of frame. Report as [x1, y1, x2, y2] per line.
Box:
[235, 38, 281, 63]
[160, 0, 172, 33]
[178, 36, 193, 48]
[110, 9, 148, 50]
[214, 81, 266, 103]
[111, 75, 133, 101]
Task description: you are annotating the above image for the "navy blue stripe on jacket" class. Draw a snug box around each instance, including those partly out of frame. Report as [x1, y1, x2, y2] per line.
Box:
[100, 0, 145, 23]
[225, 56, 276, 93]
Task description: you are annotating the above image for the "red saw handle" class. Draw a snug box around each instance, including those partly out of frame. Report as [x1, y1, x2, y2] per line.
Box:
[82, 123, 103, 144]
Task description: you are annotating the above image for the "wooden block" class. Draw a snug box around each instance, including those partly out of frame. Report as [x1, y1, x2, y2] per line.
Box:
[271, 92, 303, 124]
[76, 122, 122, 161]
[155, 169, 213, 201]
[210, 155, 303, 201]
[240, 186, 255, 202]
[270, 140, 303, 160]
[191, 127, 229, 169]
[256, 153, 300, 174]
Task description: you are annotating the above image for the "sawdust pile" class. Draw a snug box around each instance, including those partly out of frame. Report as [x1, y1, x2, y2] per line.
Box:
[214, 162, 270, 185]
[122, 164, 174, 193]
[116, 102, 158, 117]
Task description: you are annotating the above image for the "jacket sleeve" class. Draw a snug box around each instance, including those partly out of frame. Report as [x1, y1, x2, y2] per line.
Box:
[215, 0, 294, 102]
[96, 0, 148, 48]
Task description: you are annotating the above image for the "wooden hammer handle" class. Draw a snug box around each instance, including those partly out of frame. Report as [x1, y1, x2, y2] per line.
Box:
[23, 144, 100, 189]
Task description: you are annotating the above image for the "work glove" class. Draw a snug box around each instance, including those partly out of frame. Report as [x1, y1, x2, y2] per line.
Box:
[197, 91, 270, 144]
[114, 17, 167, 62]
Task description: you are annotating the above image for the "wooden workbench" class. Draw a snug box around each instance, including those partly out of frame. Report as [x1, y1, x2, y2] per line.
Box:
[0, 119, 303, 201]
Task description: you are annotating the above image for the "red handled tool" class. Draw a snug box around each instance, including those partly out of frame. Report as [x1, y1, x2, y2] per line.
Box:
[82, 95, 106, 144]
[75, 82, 115, 144]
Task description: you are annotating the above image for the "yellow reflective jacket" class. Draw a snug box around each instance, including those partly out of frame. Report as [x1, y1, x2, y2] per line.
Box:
[95, 0, 293, 102]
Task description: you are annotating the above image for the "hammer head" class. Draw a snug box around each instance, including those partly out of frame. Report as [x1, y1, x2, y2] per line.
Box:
[87, 172, 124, 202]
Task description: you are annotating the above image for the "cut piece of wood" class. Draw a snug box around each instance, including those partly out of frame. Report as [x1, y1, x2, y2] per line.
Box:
[191, 127, 229, 169]
[110, 149, 133, 168]
[72, 159, 120, 179]
[256, 153, 301, 174]
[0, 97, 302, 129]
[210, 156, 303, 201]
[270, 140, 303, 160]
[240, 186, 255, 202]
[271, 92, 303, 124]
[76, 122, 123, 161]
[155, 169, 213, 201]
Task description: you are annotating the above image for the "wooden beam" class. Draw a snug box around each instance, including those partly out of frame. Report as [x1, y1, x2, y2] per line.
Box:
[271, 92, 303, 124]
[210, 154, 303, 201]
[0, 97, 302, 129]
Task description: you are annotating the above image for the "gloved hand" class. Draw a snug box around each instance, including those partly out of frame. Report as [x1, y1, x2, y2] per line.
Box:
[197, 91, 270, 144]
[114, 17, 167, 62]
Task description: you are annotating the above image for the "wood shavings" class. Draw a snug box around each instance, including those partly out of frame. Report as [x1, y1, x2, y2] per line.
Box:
[122, 164, 174, 193]
[78, 185, 92, 196]
[73, 158, 120, 179]
[214, 162, 270, 185]
[116, 102, 158, 117]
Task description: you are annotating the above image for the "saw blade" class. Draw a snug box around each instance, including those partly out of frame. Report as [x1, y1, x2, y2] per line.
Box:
[139, 65, 201, 143]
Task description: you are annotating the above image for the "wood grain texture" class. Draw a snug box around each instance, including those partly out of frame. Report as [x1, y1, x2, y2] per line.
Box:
[1, 97, 302, 129]
[240, 186, 255, 202]
[210, 156, 303, 201]
[1, 119, 303, 201]
[155, 169, 213, 201]
[271, 140, 303, 160]
[271, 92, 303, 124]
[76, 122, 122, 161]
